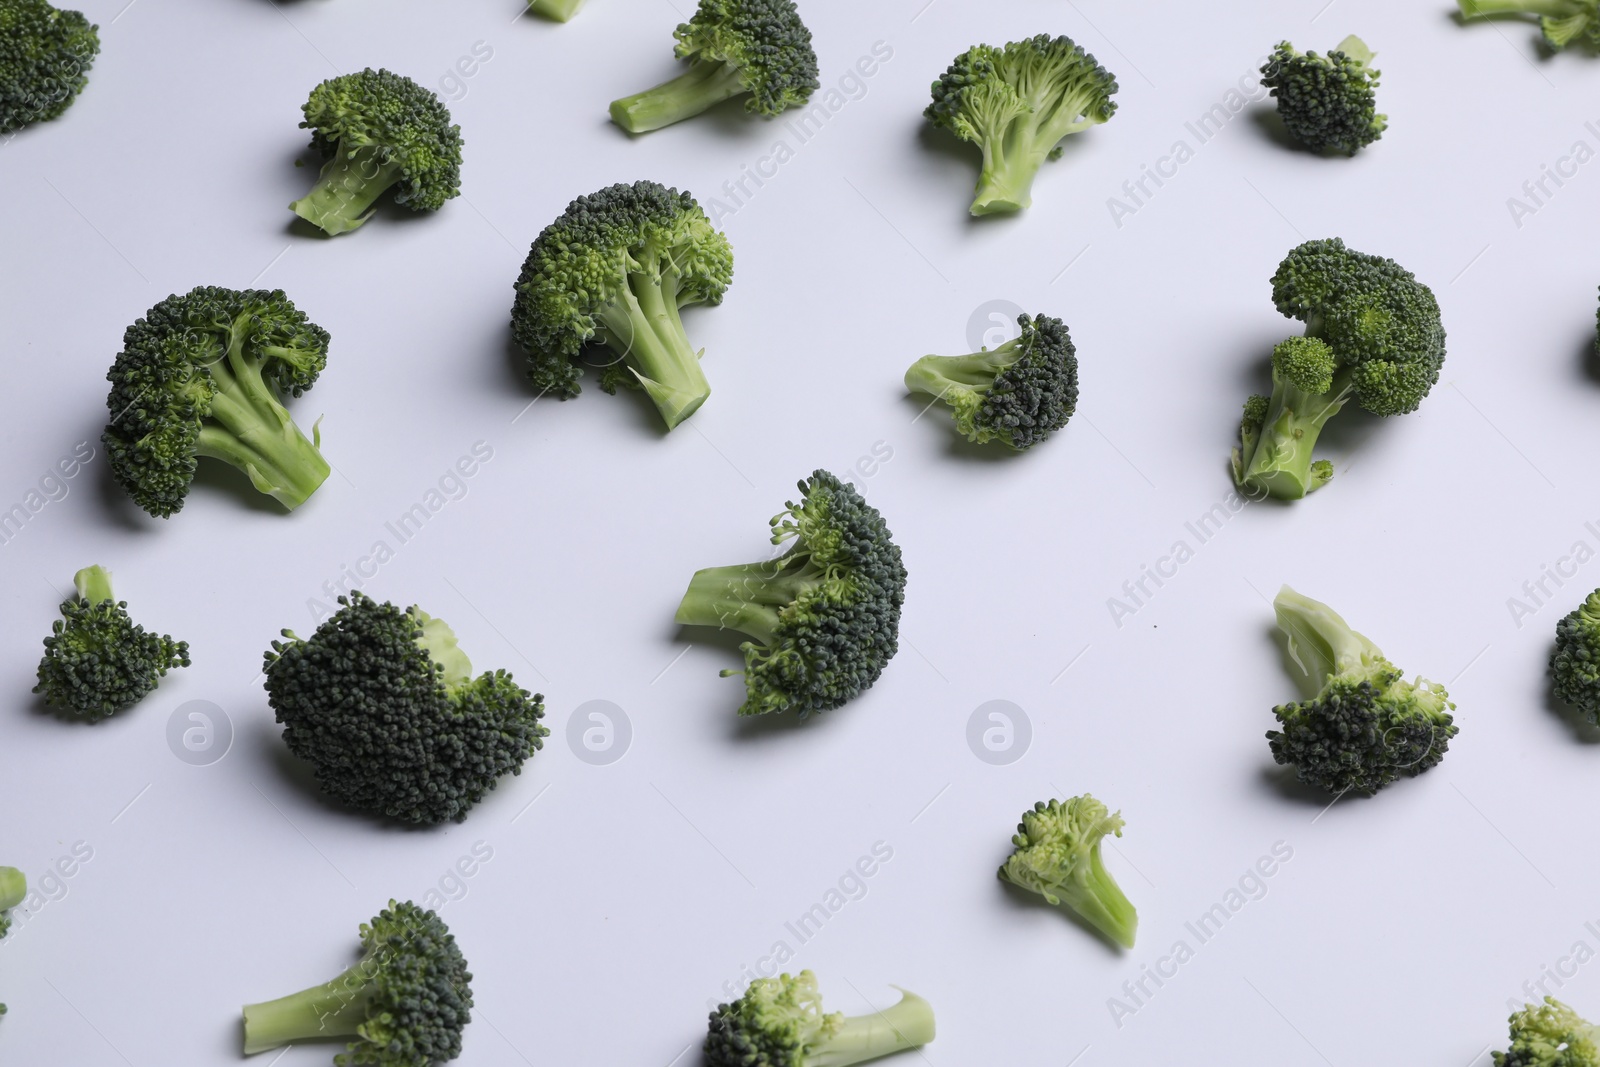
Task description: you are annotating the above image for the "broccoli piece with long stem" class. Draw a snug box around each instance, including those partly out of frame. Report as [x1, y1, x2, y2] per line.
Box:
[0, 866, 22, 1018]
[34, 566, 189, 720]
[998, 795, 1138, 949]
[609, 0, 818, 133]
[1458, 0, 1600, 51]
[1260, 36, 1386, 155]
[0, 0, 98, 134]
[242, 900, 472, 1065]
[705, 970, 935, 1067]
[527, 0, 587, 21]
[1493, 997, 1600, 1066]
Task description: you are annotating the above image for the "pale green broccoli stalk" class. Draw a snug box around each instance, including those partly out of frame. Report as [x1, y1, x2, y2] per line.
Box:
[528, 0, 587, 20]
[1458, 0, 1600, 51]
[704, 970, 935, 1067]
[0, 867, 25, 1017]
[1493, 997, 1600, 1066]
[998, 795, 1138, 948]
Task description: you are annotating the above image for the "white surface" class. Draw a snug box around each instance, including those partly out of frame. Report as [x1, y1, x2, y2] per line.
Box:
[1, 0, 1598, 1063]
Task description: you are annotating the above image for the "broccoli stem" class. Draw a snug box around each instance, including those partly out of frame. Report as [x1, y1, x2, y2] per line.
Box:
[1232, 367, 1350, 500]
[971, 136, 1051, 216]
[1458, 0, 1575, 15]
[527, 0, 586, 20]
[674, 559, 821, 645]
[810, 990, 938, 1067]
[73, 565, 114, 605]
[609, 59, 750, 134]
[0, 867, 24, 914]
[241, 962, 375, 1055]
[1059, 847, 1139, 949]
[1273, 585, 1385, 693]
[592, 268, 711, 429]
[290, 146, 404, 237]
[193, 327, 330, 510]
[904, 344, 1019, 397]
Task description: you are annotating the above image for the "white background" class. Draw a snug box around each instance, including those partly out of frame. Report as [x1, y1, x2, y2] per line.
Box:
[2, 0, 1599, 1063]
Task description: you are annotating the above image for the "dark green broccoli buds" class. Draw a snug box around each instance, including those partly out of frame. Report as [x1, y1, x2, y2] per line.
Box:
[675, 470, 907, 718]
[925, 34, 1118, 216]
[1267, 586, 1458, 796]
[242, 900, 472, 1065]
[1458, 0, 1600, 52]
[705, 970, 935, 1067]
[0, 0, 99, 134]
[263, 592, 547, 825]
[103, 286, 332, 517]
[610, 0, 819, 133]
[34, 566, 189, 721]
[1552, 589, 1600, 723]
[1260, 36, 1386, 155]
[998, 795, 1138, 948]
[527, 0, 587, 20]
[904, 312, 1079, 450]
[291, 68, 463, 236]
[1492, 997, 1600, 1067]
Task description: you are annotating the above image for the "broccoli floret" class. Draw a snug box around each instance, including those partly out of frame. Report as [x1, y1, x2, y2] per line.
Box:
[102, 286, 331, 517]
[675, 470, 907, 718]
[263, 592, 547, 825]
[1267, 585, 1458, 796]
[242, 900, 472, 1065]
[291, 68, 463, 237]
[1231, 238, 1445, 500]
[705, 970, 935, 1067]
[925, 34, 1118, 216]
[528, 0, 587, 20]
[1493, 998, 1600, 1067]
[511, 180, 733, 430]
[33, 566, 189, 721]
[1552, 589, 1600, 723]
[903, 312, 1079, 451]
[0, 0, 98, 135]
[1458, 0, 1600, 51]
[1260, 36, 1386, 155]
[609, 0, 818, 133]
[0, 866, 21, 1017]
[998, 795, 1138, 948]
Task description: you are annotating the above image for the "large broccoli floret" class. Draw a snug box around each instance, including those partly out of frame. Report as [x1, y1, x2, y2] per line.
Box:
[291, 68, 463, 237]
[242, 900, 472, 1065]
[0, 0, 98, 135]
[1551, 588, 1600, 724]
[609, 0, 819, 133]
[705, 970, 935, 1067]
[998, 795, 1138, 948]
[1493, 998, 1600, 1067]
[102, 286, 331, 517]
[527, 0, 588, 20]
[511, 180, 733, 430]
[1231, 238, 1445, 500]
[1260, 36, 1386, 156]
[34, 566, 189, 721]
[675, 470, 907, 718]
[1267, 585, 1458, 796]
[263, 592, 547, 825]
[1458, 0, 1600, 51]
[903, 312, 1078, 451]
[925, 34, 1119, 216]
[0, 866, 22, 1017]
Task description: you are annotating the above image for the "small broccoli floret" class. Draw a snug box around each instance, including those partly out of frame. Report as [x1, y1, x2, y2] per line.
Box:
[291, 68, 463, 236]
[511, 180, 733, 429]
[998, 795, 1138, 948]
[609, 0, 819, 133]
[1260, 36, 1386, 155]
[903, 312, 1079, 450]
[0, 0, 99, 135]
[263, 592, 547, 825]
[705, 971, 935, 1067]
[242, 900, 472, 1065]
[34, 566, 189, 721]
[103, 286, 332, 517]
[1552, 589, 1600, 723]
[1267, 585, 1458, 796]
[1231, 238, 1445, 500]
[925, 34, 1118, 216]
[528, 0, 587, 20]
[675, 470, 907, 718]
[0, 866, 21, 1017]
[1458, 0, 1600, 51]
[1493, 998, 1600, 1067]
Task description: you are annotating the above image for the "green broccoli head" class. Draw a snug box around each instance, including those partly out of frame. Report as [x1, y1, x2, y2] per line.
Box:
[291, 68, 463, 236]
[102, 286, 331, 517]
[609, 0, 818, 133]
[1267, 585, 1458, 796]
[1260, 36, 1386, 155]
[998, 795, 1138, 949]
[704, 970, 936, 1067]
[512, 180, 734, 429]
[263, 592, 547, 825]
[675, 470, 908, 718]
[0, 0, 98, 134]
[903, 312, 1079, 450]
[1552, 588, 1600, 724]
[33, 566, 189, 721]
[1493, 998, 1600, 1067]
[242, 900, 473, 1065]
[1458, 0, 1600, 52]
[925, 34, 1118, 216]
